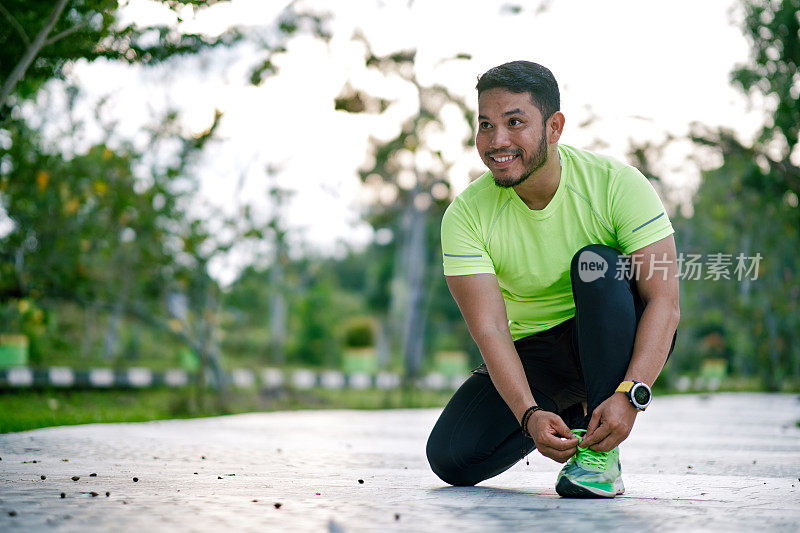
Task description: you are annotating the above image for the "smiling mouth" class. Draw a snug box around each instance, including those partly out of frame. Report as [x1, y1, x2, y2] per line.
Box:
[488, 153, 518, 166]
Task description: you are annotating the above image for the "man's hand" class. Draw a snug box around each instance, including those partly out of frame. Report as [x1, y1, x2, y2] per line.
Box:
[527, 410, 579, 463]
[580, 393, 638, 452]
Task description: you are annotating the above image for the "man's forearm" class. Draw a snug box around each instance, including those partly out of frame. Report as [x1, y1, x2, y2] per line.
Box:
[474, 326, 535, 423]
[624, 298, 680, 387]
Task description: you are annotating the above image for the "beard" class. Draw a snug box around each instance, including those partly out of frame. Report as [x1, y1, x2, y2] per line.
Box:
[491, 133, 549, 189]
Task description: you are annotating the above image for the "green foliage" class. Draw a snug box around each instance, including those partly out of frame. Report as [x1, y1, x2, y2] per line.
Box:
[732, 0, 800, 151]
[0, 0, 473, 382]
[0, 121, 174, 305]
[0, 0, 240, 113]
[0, 0, 249, 377]
[665, 0, 800, 390]
[0, 0, 336, 392]
[221, 255, 369, 369]
[343, 40, 475, 378]
[670, 139, 800, 388]
[343, 317, 375, 348]
[0, 114, 220, 370]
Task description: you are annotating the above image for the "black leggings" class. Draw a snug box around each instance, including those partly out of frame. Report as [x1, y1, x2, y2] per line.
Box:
[426, 244, 676, 486]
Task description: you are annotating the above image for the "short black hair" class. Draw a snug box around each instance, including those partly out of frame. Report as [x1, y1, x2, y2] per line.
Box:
[476, 61, 560, 121]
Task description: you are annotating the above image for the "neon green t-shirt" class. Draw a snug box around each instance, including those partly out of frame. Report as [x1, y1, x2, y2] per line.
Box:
[441, 143, 674, 340]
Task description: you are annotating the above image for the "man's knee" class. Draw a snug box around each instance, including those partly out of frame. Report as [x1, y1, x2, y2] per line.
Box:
[571, 244, 624, 289]
[426, 432, 479, 487]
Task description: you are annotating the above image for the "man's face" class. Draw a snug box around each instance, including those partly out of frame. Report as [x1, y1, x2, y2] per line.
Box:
[476, 88, 549, 188]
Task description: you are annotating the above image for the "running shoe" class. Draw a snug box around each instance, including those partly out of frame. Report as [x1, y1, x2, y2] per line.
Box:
[555, 429, 624, 498]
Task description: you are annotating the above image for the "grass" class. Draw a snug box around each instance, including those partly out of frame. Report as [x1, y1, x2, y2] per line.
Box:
[3, 377, 797, 434]
[0, 387, 455, 434]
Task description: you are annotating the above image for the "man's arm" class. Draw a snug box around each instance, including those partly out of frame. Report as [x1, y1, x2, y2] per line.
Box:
[580, 234, 680, 451]
[446, 273, 579, 462]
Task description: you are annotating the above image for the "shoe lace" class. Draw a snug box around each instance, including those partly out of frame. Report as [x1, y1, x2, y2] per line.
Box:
[577, 447, 609, 468]
[571, 429, 610, 469]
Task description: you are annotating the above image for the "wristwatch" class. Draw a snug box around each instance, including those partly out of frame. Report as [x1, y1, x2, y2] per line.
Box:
[615, 380, 652, 411]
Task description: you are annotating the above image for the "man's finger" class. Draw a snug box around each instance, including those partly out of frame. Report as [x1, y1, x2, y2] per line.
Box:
[588, 433, 621, 453]
[581, 421, 610, 449]
[542, 451, 569, 463]
[552, 452, 571, 464]
[538, 431, 577, 451]
[539, 445, 576, 464]
[536, 445, 559, 462]
[581, 410, 602, 446]
[551, 415, 577, 440]
[558, 447, 578, 463]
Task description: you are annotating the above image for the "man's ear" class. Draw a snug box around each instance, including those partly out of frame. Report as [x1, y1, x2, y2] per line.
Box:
[547, 111, 565, 143]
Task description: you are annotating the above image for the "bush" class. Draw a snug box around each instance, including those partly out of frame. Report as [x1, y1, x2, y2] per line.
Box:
[343, 317, 375, 348]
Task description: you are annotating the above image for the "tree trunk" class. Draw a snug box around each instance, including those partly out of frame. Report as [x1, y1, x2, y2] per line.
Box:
[102, 300, 122, 360]
[401, 193, 427, 381]
[388, 206, 410, 362]
[80, 302, 96, 358]
[269, 255, 287, 364]
[376, 317, 390, 369]
[763, 305, 781, 391]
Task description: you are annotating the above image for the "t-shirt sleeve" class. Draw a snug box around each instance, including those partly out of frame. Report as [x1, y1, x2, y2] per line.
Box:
[441, 197, 496, 276]
[609, 166, 675, 253]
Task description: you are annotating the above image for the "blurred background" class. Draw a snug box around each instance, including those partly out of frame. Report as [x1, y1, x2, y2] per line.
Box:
[1, 0, 798, 432]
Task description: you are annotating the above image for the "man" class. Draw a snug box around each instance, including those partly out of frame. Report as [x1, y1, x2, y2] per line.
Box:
[426, 60, 679, 498]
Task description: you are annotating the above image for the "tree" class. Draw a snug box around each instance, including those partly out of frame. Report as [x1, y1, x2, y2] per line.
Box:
[336, 42, 475, 381]
[0, 0, 240, 115]
[0, 0, 331, 398]
[663, 0, 800, 389]
[0, 102, 232, 386]
[670, 129, 799, 388]
[730, 0, 800, 202]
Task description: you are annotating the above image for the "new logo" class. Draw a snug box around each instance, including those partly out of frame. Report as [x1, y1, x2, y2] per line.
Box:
[577, 250, 608, 282]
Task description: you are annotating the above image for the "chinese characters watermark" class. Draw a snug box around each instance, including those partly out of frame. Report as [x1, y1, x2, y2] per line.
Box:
[611, 252, 763, 281]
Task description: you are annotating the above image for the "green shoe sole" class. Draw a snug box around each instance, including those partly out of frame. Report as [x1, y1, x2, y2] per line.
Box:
[555, 475, 625, 498]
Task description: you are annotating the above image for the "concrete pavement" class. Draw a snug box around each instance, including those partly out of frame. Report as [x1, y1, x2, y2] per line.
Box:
[1, 393, 799, 532]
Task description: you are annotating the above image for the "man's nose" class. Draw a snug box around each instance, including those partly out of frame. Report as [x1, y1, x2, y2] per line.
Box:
[490, 127, 511, 149]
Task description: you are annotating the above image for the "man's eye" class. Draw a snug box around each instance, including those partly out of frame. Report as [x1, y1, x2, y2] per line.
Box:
[479, 121, 492, 130]
[509, 118, 521, 126]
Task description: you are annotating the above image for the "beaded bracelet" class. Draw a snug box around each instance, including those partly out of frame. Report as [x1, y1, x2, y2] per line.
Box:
[520, 405, 543, 438]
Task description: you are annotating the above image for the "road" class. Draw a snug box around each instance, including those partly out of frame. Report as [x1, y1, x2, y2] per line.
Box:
[1, 393, 799, 532]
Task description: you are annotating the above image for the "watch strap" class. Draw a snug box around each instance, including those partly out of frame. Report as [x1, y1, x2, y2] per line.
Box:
[615, 380, 636, 393]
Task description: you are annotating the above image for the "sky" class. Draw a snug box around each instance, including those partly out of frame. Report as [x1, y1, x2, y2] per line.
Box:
[37, 0, 766, 284]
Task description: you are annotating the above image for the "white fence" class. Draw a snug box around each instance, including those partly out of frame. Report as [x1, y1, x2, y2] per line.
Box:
[0, 367, 469, 391]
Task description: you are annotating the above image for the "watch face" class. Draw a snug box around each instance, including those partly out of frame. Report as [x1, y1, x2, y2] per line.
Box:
[633, 385, 651, 406]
